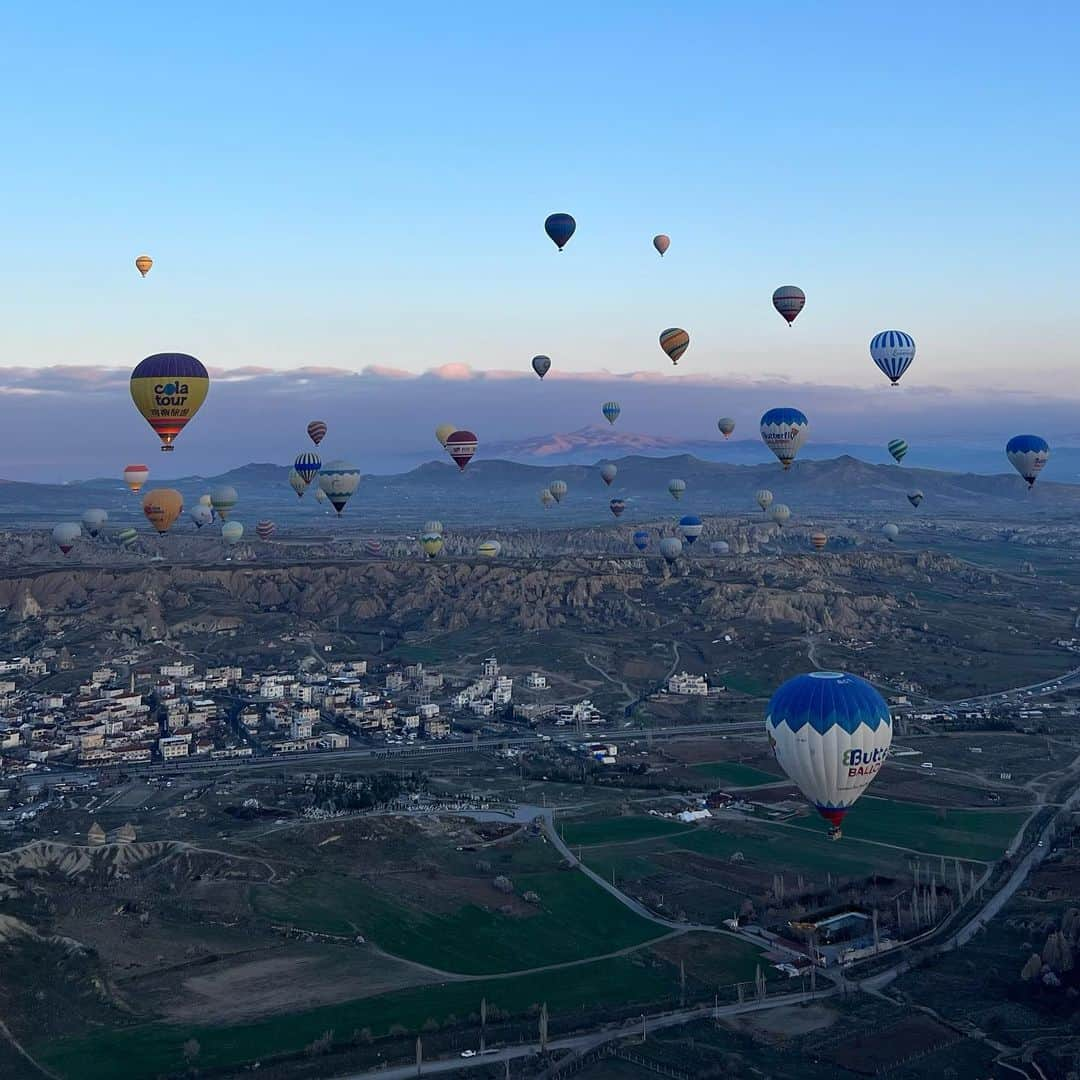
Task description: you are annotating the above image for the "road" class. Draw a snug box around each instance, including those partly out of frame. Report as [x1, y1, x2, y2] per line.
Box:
[332, 989, 834, 1080]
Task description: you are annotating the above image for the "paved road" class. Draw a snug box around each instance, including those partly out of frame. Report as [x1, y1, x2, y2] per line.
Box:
[332, 990, 833, 1080]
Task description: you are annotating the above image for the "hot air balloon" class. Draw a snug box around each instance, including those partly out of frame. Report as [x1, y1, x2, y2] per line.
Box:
[435, 424, 457, 447]
[544, 213, 576, 250]
[1006, 435, 1049, 488]
[668, 479, 686, 501]
[198, 493, 212, 510]
[548, 480, 567, 504]
[769, 503, 791, 527]
[887, 439, 908, 464]
[117, 527, 138, 549]
[288, 468, 306, 498]
[294, 451, 321, 485]
[256, 520, 276, 542]
[609, 499, 626, 518]
[882, 523, 900, 542]
[82, 509, 108, 538]
[532, 355, 551, 379]
[600, 463, 617, 486]
[222, 521, 244, 546]
[135, 255, 153, 277]
[709, 540, 730, 556]
[210, 485, 238, 520]
[633, 530, 649, 552]
[319, 461, 361, 514]
[189, 505, 213, 528]
[307, 420, 327, 446]
[659, 537, 682, 563]
[810, 531, 828, 551]
[123, 464, 149, 493]
[130, 353, 209, 452]
[659, 327, 689, 365]
[679, 515, 703, 544]
[760, 408, 808, 470]
[423, 520, 444, 536]
[870, 331, 915, 386]
[755, 489, 774, 512]
[52, 522, 81, 555]
[314, 486, 328, 505]
[653, 234, 670, 257]
[717, 418, 735, 439]
[772, 286, 805, 325]
[766, 671, 892, 839]
[365, 539, 383, 557]
[602, 401, 620, 425]
[477, 540, 501, 558]
[421, 533, 444, 559]
[445, 431, 478, 471]
[540, 489, 555, 508]
[142, 489, 183, 534]
[907, 490, 924, 508]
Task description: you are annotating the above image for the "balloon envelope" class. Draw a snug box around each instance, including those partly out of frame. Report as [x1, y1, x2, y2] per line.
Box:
[717, 417, 735, 439]
[82, 508, 108, 537]
[766, 671, 892, 835]
[288, 468, 306, 497]
[423, 520, 444, 536]
[544, 213, 576, 250]
[907, 490, 924, 508]
[294, 451, 321, 484]
[549, 480, 567, 503]
[600, 463, 617, 485]
[609, 499, 626, 518]
[602, 402, 620, 425]
[887, 439, 908, 464]
[123, 464, 149, 493]
[755, 489, 774, 512]
[142, 488, 183, 534]
[130, 353, 209, 452]
[222, 521, 244, 545]
[659, 327, 689, 365]
[709, 540, 730, 556]
[668, 479, 686, 500]
[870, 331, 915, 386]
[882, 523, 900, 542]
[210, 485, 238, 520]
[190, 505, 213, 528]
[540, 489, 555, 508]
[319, 461, 361, 514]
[445, 430, 478, 471]
[435, 424, 457, 447]
[679, 515, 703, 543]
[1006, 434, 1049, 487]
[307, 420, 327, 446]
[653, 234, 670, 256]
[477, 540, 501, 558]
[659, 537, 683, 563]
[117, 527, 138, 548]
[532, 355, 551, 379]
[256, 520, 276, 541]
[421, 533, 444, 559]
[769, 503, 791, 526]
[135, 255, 153, 277]
[52, 522, 81, 554]
[760, 408, 809, 470]
[772, 285, 805, 325]
[633, 530, 649, 552]
[810, 531, 828, 550]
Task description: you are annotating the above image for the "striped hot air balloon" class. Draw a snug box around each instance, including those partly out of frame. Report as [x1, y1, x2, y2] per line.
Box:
[210, 486, 238, 520]
[609, 499, 626, 518]
[602, 401, 620, 425]
[668, 478, 686, 501]
[445, 430, 478, 471]
[549, 480, 567, 503]
[421, 533, 444, 559]
[256, 520, 276, 541]
[307, 420, 327, 446]
[130, 353, 210, 452]
[887, 439, 908, 464]
[679, 515, 703, 544]
[870, 331, 915, 386]
[294, 451, 321, 485]
[222, 521, 244, 546]
[477, 540, 501, 558]
[117, 527, 138, 549]
[135, 255, 153, 277]
[810, 531, 828, 551]
[772, 286, 805, 325]
[365, 538, 383, 556]
[123, 464, 150, 493]
[659, 327, 689, 365]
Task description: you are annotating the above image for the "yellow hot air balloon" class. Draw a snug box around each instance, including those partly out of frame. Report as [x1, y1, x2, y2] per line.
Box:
[435, 424, 457, 447]
[135, 255, 153, 277]
[142, 488, 183, 534]
[130, 353, 210, 452]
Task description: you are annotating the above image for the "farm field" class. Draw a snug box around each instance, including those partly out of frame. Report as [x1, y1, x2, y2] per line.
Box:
[690, 761, 782, 787]
[781, 796, 1029, 861]
[559, 815, 695, 847]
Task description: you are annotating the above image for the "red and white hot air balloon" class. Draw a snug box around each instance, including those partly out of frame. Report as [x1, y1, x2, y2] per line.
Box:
[123, 464, 150, 494]
[307, 420, 327, 446]
[444, 430, 478, 471]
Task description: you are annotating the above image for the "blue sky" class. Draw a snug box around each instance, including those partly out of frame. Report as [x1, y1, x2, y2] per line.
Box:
[0, 3, 1078, 476]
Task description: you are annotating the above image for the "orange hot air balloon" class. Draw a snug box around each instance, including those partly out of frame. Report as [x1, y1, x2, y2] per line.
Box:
[135, 255, 153, 277]
[142, 488, 183, 534]
[653, 234, 670, 256]
[123, 464, 150, 493]
[130, 353, 210, 452]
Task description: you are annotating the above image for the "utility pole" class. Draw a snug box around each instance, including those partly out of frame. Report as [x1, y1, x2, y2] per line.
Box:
[415, 1035, 422, 1077]
[480, 996, 486, 1053]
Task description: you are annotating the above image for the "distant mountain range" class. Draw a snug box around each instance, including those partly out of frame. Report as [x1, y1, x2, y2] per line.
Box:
[0, 451, 1076, 529]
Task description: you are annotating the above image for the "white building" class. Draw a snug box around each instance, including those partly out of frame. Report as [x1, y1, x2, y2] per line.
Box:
[158, 734, 191, 760]
[524, 673, 547, 690]
[667, 672, 709, 696]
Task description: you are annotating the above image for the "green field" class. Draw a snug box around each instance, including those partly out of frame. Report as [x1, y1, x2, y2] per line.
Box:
[559, 816, 695, 847]
[782, 797, 1028, 861]
[36, 955, 682, 1080]
[252, 867, 665, 974]
[691, 761, 781, 787]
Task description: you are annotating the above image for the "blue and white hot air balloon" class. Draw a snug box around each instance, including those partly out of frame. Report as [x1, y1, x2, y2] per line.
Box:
[760, 408, 808, 470]
[1006, 434, 1049, 489]
[632, 530, 649, 553]
[678, 515, 703, 544]
[765, 672, 892, 839]
[602, 401, 621, 425]
[294, 451, 321, 486]
[870, 330, 915, 386]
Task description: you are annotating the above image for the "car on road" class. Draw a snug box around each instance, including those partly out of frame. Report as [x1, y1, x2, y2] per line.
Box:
[461, 1050, 477, 1058]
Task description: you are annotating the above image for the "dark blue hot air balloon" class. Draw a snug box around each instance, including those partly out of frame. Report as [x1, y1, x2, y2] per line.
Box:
[545, 213, 576, 251]
[632, 530, 649, 553]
